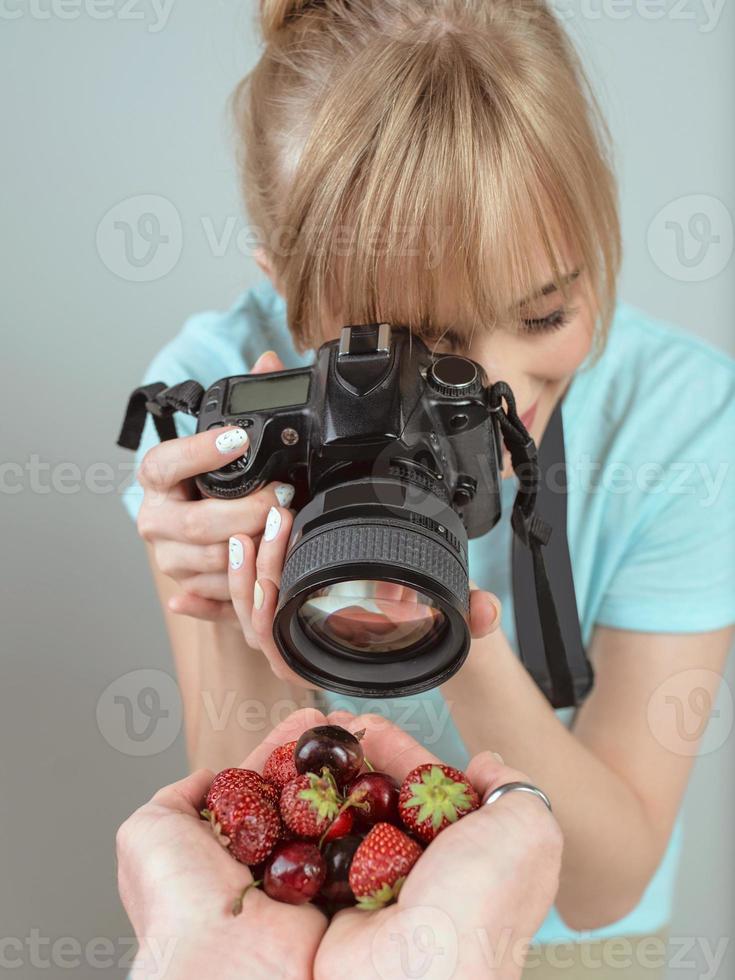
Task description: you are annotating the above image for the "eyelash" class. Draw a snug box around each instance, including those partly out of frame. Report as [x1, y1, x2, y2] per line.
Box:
[522, 306, 576, 335]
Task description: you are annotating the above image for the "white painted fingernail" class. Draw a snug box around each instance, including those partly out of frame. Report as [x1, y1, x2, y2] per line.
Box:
[229, 537, 244, 570]
[253, 580, 265, 610]
[264, 507, 281, 542]
[275, 484, 295, 508]
[215, 428, 248, 454]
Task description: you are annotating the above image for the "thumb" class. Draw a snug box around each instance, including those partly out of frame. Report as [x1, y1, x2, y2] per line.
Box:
[251, 350, 286, 374]
[149, 769, 215, 814]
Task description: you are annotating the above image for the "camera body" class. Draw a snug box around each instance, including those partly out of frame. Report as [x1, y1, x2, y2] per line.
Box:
[119, 319, 592, 704]
[196, 322, 503, 539]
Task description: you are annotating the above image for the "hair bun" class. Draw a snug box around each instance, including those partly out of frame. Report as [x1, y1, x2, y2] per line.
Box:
[260, 0, 323, 41]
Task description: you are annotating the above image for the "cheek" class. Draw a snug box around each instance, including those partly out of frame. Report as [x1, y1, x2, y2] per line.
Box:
[527, 320, 594, 382]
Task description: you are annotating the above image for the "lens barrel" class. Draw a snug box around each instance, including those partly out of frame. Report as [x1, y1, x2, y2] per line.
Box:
[274, 478, 470, 697]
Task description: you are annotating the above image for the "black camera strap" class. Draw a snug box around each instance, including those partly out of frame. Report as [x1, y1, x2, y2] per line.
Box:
[488, 382, 593, 708]
[117, 381, 205, 450]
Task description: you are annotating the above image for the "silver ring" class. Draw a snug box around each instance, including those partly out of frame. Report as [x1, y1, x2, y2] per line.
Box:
[483, 781, 552, 812]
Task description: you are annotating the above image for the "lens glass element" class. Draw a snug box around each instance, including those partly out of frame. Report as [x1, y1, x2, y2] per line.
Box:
[298, 580, 446, 656]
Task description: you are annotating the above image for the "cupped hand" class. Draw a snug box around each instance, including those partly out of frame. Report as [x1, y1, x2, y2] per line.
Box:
[315, 712, 562, 980]
[136, 351, 295, 625]
[116, 708, 329, 980]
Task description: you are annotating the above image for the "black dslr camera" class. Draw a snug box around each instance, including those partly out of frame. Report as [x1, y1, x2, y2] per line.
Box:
[119, 322, 593, 704]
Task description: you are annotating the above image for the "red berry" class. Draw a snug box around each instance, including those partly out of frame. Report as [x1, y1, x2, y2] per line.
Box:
[263, 841, 326, 905]
[204, 788, 281, 865]
[321, 834, 363, 906]
[263, 740, 298, 790]
[295, 725, 365, 787]
[398, 764, 479, 843]
[346, 772, 400, 829]
[321, 806, 355, 844]
[280, 772, 342, 839]
[206, 768, 279, 811]
[348, 823, 422, 910]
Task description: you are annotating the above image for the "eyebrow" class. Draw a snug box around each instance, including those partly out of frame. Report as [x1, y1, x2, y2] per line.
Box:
[520, 268, 581, 306]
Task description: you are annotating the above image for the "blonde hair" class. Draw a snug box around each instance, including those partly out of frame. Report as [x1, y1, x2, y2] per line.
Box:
[234, 0, 621, 352]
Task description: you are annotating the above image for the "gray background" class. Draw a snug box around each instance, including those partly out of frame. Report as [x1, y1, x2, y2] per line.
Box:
[1, 2, 733, 977]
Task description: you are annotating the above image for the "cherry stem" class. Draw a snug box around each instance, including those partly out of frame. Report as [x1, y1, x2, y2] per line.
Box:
[363, 757, 375, 773]
[232, 879, 262, 916]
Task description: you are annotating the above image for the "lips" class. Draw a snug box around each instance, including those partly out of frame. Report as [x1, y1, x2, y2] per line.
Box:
[519, 399, 538, 432]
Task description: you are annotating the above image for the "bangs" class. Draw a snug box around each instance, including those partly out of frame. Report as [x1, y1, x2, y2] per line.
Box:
[243, 6, 620, 353]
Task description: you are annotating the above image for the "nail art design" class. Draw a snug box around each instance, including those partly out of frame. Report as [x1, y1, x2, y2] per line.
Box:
[264, 507, 281, 542]
[215, 428, 248, 454]
[229, 537, 244, 570]
[275, 484, 295, 508]
[253, 580, 265, 610]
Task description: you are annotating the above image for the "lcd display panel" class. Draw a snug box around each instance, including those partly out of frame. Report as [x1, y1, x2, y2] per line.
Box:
[227, 374, 310, 414]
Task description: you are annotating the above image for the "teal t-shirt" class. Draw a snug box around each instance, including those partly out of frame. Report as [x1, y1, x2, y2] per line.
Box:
[121, 280, 735, 944]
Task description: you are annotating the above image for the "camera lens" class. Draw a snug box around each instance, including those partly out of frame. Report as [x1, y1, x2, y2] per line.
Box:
[273, 477, 471, 697]
[298, 581, 447, 656]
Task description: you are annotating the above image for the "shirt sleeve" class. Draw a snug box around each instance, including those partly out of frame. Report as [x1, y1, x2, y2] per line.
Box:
[596, 395, 735, 634]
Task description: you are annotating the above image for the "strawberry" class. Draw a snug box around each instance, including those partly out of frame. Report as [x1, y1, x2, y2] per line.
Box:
[228, 793, 282, 865]
[206, 767, 279, 810]
[263, 740, 298, 790]
[348, 823, 423, 909]
[398, 763, 479, 843]
[320, 806, 355, 845]
[280, 770, 342, 839]
[202, 788, 281, 865]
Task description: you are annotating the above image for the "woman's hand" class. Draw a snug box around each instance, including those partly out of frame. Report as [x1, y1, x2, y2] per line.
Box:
[227, 541, 503, 684]
[136, 351, 296, 626]
[315, 712, 562, 980]
[117, 707, 560, 979]
[116, 708, 329, 980]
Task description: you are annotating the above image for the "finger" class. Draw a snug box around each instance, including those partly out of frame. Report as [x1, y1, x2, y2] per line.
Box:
[176, 572, 230, 601]
[325, 709, 359, 728]
[466, 751, 538, 802]
[147, 482, 293, 546]
[149, 769, 215, 815]
[228, 534, 259, 647]
[251, 350, 287, 374]
[240, 707, 329, 773]
[344, 715, 445, 780]
[167, 592, 238, 623]
[469, 590, 501, 639]
[250, 578, 310, 686]
[255, 506, 294, 588]
[154, 541, 229, 577]
[137, 426, 250, 494]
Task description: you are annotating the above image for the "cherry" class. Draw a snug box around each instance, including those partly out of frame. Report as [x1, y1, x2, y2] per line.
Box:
[320, 834, 363, 906]
[346, 772, 400, 829]
[263, 841, 326, 905]
[295, 725, 365, 786]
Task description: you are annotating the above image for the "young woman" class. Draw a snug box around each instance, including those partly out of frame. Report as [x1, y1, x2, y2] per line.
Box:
[122, 0, 735, 972]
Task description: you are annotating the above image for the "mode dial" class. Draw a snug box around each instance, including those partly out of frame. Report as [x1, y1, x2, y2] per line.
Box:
[428, 355, 482, 398]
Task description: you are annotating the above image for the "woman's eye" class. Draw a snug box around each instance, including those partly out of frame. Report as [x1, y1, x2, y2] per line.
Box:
[521, 306, 575, 334]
